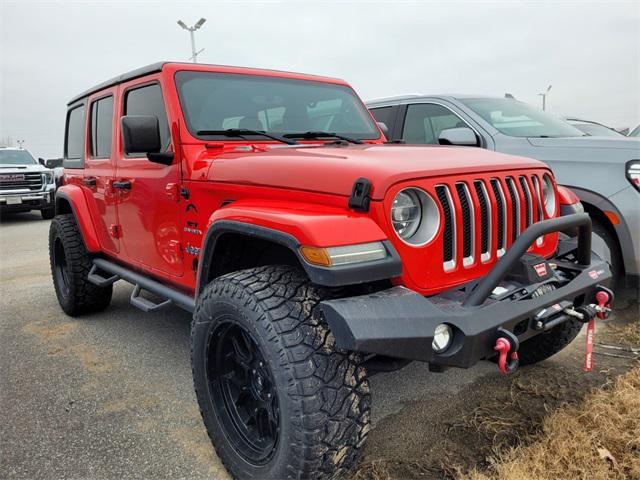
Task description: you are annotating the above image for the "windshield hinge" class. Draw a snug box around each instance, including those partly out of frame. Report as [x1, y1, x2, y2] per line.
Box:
[349, 177, 372, 212]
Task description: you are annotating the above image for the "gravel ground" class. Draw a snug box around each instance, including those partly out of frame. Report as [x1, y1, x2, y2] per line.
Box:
[1, 212, 637, 479]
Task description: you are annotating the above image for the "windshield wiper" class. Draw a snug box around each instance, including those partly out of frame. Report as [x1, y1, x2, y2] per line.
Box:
[196, 128, 298, 145]
[283, 131, 364, 144]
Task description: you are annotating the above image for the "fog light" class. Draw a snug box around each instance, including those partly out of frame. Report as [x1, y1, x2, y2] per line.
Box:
[432, 323, 452, 353]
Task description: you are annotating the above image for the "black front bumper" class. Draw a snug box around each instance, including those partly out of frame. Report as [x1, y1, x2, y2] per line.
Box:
[321, 213, 612, 369]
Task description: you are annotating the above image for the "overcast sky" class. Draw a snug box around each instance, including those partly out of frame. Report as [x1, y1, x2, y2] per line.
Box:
[1, 0, 638, 158]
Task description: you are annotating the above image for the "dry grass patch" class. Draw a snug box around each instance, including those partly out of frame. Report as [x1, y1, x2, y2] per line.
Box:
[468, 366, 640, 480]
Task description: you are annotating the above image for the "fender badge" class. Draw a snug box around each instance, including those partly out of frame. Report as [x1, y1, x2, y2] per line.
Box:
[185, 244, 201, 256]
[533, 263, 547, 277]
[588, 270, 598, 280]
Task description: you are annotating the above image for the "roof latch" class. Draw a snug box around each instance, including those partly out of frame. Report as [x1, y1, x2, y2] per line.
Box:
[348, 177, 372, 212]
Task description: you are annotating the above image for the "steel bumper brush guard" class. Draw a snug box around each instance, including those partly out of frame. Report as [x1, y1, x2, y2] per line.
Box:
[321, 213, 613, 372]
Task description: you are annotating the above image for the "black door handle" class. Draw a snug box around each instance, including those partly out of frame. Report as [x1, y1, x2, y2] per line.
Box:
[83, 177, 97, 187]
[112, 180, 132, 190]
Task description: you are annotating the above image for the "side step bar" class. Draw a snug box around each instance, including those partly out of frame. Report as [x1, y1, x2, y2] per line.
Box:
[88, 258, 196, 313]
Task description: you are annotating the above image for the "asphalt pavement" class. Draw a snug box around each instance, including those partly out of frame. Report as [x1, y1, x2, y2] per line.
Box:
[0, 212, 618, 479]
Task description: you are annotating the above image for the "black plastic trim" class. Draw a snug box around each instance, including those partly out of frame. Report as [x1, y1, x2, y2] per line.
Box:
[196, 220, 402, 295]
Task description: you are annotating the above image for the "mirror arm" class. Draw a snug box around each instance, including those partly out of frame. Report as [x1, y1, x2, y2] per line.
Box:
[146, 152, 174, 166]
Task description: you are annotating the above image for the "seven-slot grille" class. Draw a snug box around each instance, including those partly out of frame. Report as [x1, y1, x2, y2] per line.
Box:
[436, 174, 546, 271]
[0, 172, 44, 192]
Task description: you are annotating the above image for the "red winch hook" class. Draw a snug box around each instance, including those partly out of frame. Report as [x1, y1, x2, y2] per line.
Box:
[494, 329, 520, 375]
[584, 289, 612, 372]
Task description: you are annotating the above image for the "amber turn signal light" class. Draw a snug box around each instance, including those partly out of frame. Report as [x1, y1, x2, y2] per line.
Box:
[299, 246, 332, 266]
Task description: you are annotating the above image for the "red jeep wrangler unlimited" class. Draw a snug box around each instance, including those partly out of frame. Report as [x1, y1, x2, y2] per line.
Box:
[50, 62, 613, 479]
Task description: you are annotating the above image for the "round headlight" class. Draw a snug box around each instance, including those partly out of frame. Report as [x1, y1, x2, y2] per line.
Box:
[432, 323, 452, 353]
[391, 189, 421, 239]
[391, 188, 440, 246]
[542, 174, 557, 217]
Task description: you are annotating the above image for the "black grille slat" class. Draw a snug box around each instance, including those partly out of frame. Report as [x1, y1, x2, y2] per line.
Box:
[436, 186, 454, 264]
[474, 181, 489, 255]
[506, 178, 519, 242]
[519, 176, 532, 227]
[456, 183, 472, 259]
[491, 180, 505, 251]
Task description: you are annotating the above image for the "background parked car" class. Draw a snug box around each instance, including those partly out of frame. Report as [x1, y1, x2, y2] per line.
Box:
[563, 117, 626, 137]
[0, 147, 57, 219]
[367, 95, 640, 287]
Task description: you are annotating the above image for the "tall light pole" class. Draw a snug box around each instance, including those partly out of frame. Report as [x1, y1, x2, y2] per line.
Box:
[177, 18, 206, 63]
[538, 85, 552, 111]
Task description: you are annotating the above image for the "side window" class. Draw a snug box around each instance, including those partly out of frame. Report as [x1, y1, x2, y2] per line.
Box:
[90, 96, 114, 158]
[124, 83, 170, 153]
[402, 104, 469, 144]
[64, 104, 86, 167]
[370, 107, 395, 132]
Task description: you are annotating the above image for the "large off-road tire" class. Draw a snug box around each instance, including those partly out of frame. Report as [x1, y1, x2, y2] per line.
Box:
[591, 217, 623, 290]
[41, 206, 56, 220]
[191, 265, 370, 480]
[518, 319, 583, 366]
[49, 214, 112, 316]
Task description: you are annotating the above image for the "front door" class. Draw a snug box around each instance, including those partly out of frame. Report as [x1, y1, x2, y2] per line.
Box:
[114, 79, 184, 277]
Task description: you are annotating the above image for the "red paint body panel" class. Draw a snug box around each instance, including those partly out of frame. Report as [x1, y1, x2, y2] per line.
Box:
[557, 185, 580, 205]
[61, 62, 563, 298]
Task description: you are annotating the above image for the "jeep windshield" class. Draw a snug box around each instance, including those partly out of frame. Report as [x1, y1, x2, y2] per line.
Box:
[461, 98, 585, 138]
[0, 149, 37, 165]
[175, 71, 380, 142]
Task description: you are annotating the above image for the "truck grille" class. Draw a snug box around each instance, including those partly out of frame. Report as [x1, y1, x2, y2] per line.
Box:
[0, 172, 44, 191]
[436, 174, 544, 270]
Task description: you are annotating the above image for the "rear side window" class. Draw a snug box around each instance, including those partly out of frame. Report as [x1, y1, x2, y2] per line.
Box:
[124, 83, 170, 153]
[90, 96, 114, 157]
[65, 104, 86, 165]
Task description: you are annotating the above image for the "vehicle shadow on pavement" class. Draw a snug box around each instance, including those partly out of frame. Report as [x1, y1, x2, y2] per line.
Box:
[0, 211, 47, 224]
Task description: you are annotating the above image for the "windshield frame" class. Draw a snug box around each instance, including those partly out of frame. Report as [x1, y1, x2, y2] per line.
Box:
[174, 71, 381, 143]
[460, 97, 586, 138]
[0, 149, 38, 165]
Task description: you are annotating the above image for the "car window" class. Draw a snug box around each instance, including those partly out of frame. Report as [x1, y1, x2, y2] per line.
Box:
[90, 96, 114, 157]
[630, 125, 640, 137]
[175, 71, 380, 140]
[124, 83, 170, 152]
[461, 98, 584, 138]
[370, 107, 395, 132]
[65, 105, 86, 160]
[402, 103, 468, 144]
[0, 149, 37, 165]
[569, 121, 624, 137]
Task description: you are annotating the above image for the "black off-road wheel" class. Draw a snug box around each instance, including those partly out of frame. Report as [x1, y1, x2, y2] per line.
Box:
[49, 214, 112, 316]
[41, 206, 55, 220]
[191, 265, 370, 480]
[517, 319, 583, 366]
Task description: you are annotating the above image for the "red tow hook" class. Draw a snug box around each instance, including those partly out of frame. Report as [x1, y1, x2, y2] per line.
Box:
[494, 329, 520, 375]
[585, 289, 612, 372]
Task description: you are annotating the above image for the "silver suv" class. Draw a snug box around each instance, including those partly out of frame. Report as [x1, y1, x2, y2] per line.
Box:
[367, 95, 640, 286]
[0, 147, 57, 219]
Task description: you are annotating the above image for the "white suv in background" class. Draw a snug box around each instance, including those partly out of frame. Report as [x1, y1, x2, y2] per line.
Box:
[0, 147, 57, 219]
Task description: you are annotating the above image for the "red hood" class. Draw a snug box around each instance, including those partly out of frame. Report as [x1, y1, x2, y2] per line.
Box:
[204, 144, 548, 200]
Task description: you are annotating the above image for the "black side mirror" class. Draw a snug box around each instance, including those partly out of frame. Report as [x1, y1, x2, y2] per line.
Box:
[38, 157, 46, 166]
[121, 115, 174, 165]
[44, 158, 63, 168]
[438, 127, 479, 147]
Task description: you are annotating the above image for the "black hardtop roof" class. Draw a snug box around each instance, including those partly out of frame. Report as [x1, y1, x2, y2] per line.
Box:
[67, 61, 167, 106]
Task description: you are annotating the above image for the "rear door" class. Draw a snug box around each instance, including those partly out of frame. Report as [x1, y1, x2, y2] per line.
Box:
[114, 77, 184, 277]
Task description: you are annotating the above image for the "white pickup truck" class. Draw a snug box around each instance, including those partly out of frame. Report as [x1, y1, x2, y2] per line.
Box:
[0, 147, 58, 219]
